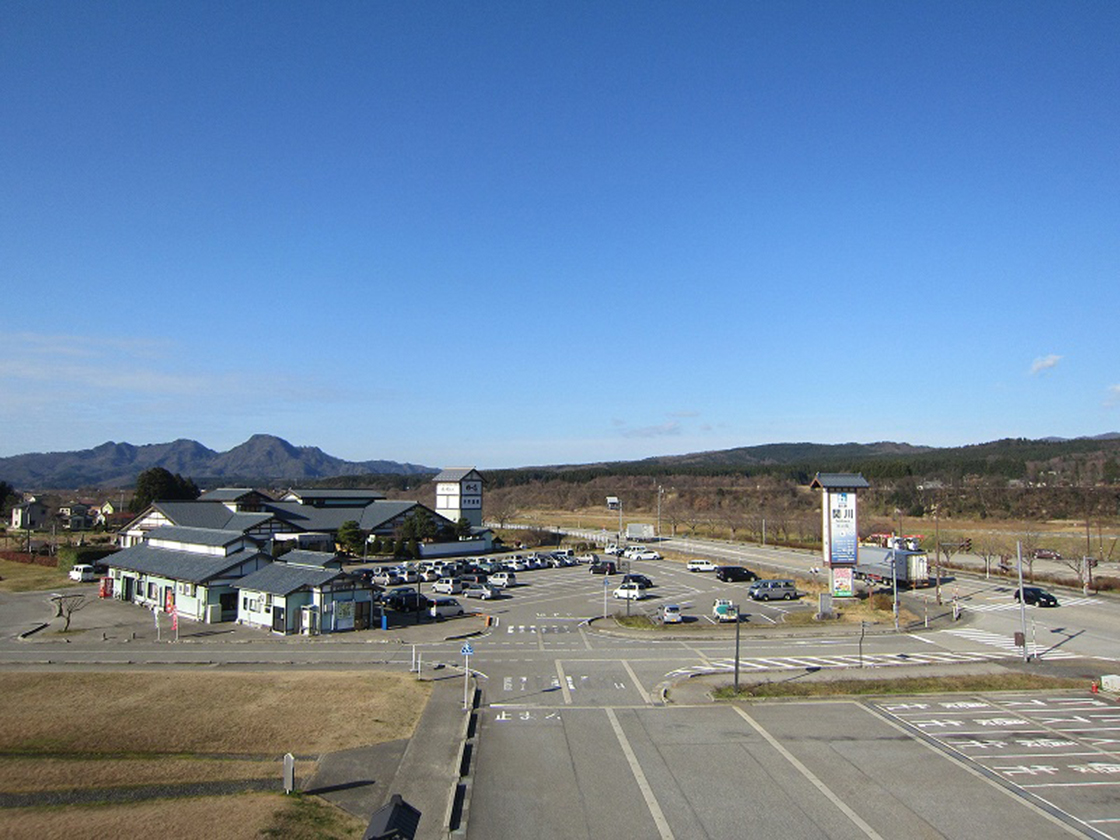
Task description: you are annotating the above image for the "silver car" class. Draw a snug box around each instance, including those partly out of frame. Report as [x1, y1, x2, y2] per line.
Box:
[748, 579, 798, 601]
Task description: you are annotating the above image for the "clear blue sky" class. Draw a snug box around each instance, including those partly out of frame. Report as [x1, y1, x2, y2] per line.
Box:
[2, 1, 1117, 468]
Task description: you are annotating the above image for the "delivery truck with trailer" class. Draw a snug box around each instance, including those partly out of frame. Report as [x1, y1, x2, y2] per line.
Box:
[854, 547, 931, 588]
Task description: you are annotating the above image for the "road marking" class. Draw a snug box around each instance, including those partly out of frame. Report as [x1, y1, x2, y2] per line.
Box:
[605, 708, 675, 840]
[555, 659, 573, 705]
[732, 706, 885, 840]
[621, 659, 652, 704]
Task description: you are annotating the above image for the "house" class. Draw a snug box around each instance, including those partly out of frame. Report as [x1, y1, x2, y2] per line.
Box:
[59, 502, 92, 530]
[235, 549, 377, 635]
[10, 499, 49, 530]
[118, 499, 286, 547]
[105, 526, 272, 623]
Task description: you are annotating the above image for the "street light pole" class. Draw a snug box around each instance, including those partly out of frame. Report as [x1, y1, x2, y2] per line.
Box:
[733, 604, 741, 693]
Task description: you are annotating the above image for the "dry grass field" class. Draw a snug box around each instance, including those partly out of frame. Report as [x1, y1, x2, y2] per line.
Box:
[0, 670, 430, 839]
[0, 558, 70, 593]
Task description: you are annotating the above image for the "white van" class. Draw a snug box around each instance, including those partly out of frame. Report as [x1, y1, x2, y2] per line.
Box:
[68, 564, 97, 582]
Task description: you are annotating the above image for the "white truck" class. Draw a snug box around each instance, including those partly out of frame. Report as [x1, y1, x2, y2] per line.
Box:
[854, 547, 930, 588]
[626, 523, 655, 541]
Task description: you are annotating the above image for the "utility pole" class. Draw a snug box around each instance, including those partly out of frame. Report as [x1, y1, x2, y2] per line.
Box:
[934, 507, 942, 606]
[1016, 541, 1029, 662]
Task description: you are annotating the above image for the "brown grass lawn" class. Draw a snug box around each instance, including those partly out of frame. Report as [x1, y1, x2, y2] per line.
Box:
[0, 558, 70, 593]
[1, 792, 366, 840]
[0, 671, 429, 754]
[0, 670, 428, 839]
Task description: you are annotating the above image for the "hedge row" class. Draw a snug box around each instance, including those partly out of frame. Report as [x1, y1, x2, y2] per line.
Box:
[0, 551, 58, 567]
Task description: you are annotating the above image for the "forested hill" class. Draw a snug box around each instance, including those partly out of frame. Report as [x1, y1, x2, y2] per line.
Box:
[0, 434, 436, 489]
[485, 435, 1120, 487]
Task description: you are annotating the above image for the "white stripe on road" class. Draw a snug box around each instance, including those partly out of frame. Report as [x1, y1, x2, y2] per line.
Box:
[606, 708, 675, 840]
[555, 659, 573, 705]
[732, 706, 885, 840]
[621, 659, 652, 705]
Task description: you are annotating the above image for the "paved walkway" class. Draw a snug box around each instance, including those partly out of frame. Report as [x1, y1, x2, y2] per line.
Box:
[308, 669, 469, 839]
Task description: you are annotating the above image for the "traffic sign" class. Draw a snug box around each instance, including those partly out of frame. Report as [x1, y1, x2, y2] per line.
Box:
[461, 643, 474, 656]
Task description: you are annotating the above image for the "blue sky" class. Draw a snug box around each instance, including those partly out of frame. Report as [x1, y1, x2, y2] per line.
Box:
[2, 1, 1118, 469]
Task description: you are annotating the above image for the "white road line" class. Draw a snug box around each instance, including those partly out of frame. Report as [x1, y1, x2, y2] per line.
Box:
[605, 708, 675, 840]
[732, 706, 884, 840]
[555, 659, 573, 705]
[621, 659, 652, 705]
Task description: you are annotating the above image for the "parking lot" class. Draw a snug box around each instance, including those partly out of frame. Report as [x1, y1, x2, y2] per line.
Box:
[468, 694, 1118, 840]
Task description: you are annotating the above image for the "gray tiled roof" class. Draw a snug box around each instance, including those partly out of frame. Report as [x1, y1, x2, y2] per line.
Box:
[236, 561, 347, 596]
[433, 468, 483, 483]
[281, 549, 344, 568]
[264, 500, 438, 532]
[197, 488, 271, 502]
[107, 543, 265, 583]
[809, 472, 870, 490]
[150, 501, 275, 532]
[147, 526, 252, 548]
[282, 488, 386, 503]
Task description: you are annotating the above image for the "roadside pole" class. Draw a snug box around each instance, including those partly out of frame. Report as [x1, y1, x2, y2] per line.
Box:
[892, 556, 899, 631]
[733, 605, 741, 693]
[1016, 541, 1030, 662]
[603, 576, 609, 619]
[461, 642, 474, 710]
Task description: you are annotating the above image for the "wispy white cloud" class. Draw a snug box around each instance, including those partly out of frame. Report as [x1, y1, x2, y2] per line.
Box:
[620, 421, 681, 439]
[1029, 354, 1062, 375]
[668, 410, 700, 418]
[1106, 385, 1120, 407]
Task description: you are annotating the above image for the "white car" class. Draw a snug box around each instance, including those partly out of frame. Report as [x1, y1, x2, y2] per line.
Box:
[489, 571, 516, 588]
[686, 559, 718, 573]
[661, 604, 683, 624]
[636, 550, 661, 561]
[68, 564, 97, 582]
[429, 597, 465, 619]
[463, 582, 497, 600]
[432, 578, 462, 595]
[613, 582, 648, 600]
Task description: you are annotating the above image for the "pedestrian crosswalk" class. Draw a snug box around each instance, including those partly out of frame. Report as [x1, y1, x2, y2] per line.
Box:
[966, 597, 1095, 613]
[664, 649, 1007, 680]
[943, 627, 1078, 659]
[507, 625, 575, 635]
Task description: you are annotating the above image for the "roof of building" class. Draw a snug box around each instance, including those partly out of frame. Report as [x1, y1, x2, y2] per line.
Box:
[107, 543, 265, 583]
[281, 488, 387, 504]
[236, 559, 350, 596]
[146, 526, 253, 549]
[197, 488, 272, 503]
[148, 502, 275, 532]
[433, 467, 483, 483]
[264, 500, 436, 532]
[280, 549, 345, 568]
[809, 472, 871, 490]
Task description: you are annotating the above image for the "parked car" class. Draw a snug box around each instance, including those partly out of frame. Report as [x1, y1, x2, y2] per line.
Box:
[635, 549, 661, 561]
[1015, 586, 1059, 607]
[712, 599, 739, 622]
[622, 573, 654, 589]
[429, 597, 465, 619]
[661, 604, 683, 624]
[386, 590, 429, 612]
[715, 565, 757, 583]
[372, 570, 402, 586]
[489, 571, 516, 588]
[419, 568, 442, 582]
[590, 560, 618, 575]
[68, 564, 98, 582]
[463, 582, 498, 600]
[748, 579, 798, 601]
[433, 578, 463, 595]
[613, 582, 648, 600]
[604, 544, 623, 556]
[686, 559, 718, 573]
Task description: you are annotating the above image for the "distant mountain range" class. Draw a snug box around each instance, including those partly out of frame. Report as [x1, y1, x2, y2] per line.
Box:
[4, 432, 1119, 490]
[0, 435, 436, 489]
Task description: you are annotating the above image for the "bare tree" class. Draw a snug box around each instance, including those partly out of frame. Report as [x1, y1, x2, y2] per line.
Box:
[50, 593, 86, 632]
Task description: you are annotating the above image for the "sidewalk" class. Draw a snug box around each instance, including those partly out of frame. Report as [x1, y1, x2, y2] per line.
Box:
[307, 670, 469, 840]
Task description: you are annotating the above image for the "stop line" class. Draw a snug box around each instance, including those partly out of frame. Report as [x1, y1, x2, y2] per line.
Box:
[664, 649, 1005, 680]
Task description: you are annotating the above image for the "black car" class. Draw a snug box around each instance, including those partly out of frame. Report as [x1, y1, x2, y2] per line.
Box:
[589, 560, 618, 575]
[715, 565, 757, 583]
[1015, 586, 1058, 607]
[622, 573, 654, 588]
[385, 588, 430, 612]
